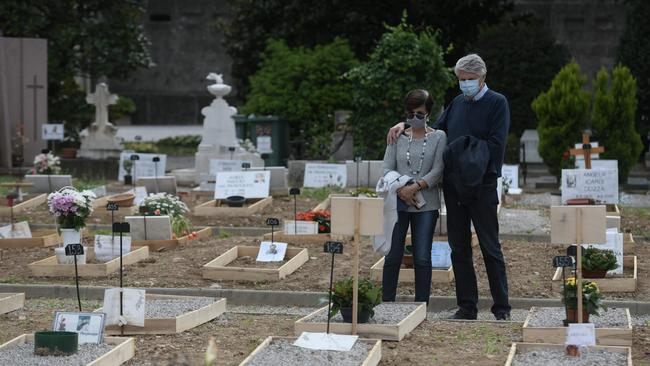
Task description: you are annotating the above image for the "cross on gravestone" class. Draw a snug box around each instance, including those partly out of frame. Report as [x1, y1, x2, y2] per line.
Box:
[26, 74, 45, 141]
[86, 83, 118, 131]
[569, 133, 605, 169]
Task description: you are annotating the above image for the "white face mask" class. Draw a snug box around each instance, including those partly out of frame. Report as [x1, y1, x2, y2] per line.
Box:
[459, 79, 480, 97]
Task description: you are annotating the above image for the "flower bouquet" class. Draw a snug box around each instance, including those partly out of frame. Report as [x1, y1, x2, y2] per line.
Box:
[47, 187, 96, 264]
[33, 152, 62, 174]
[562, 277, 606, 323]
[139, 193, 196, 238]
[296, 209, 331, 233]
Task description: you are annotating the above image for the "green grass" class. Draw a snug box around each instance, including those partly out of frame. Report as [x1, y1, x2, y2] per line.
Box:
[0, 274, 21, 283]
[216, 230, 231, 239]
[301, 186, 346, 202]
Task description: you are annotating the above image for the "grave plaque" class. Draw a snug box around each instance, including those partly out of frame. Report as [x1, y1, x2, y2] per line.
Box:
[125, 215, 172, 241]
[42, 124, 64, 140]
[304, 163, 347, 188]
[561, 169, 618, 204]
[118, 152, 167, 182]
[283, 220, 319, 235]
[501, 164, 519, 191]
[214, 170, 271, 199]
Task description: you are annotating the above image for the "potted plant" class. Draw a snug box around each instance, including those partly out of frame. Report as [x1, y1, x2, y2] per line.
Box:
[139, 193, 196, 239]
[329, 277, 381, 323]
[32, 152, 62, 175]
[562, 277, 606, 323]
[47, 187, 95, 264]
[582, 246, 618, 278]
[122, 159, 134, 185]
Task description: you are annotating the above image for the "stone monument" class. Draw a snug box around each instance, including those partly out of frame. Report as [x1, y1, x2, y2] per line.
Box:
[78, 83, 123, 159]
[193, 73, 262, 183]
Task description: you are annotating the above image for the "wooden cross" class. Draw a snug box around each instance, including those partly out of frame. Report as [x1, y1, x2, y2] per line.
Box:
[569, 133, 605, 169]
[26, 75, 45, 141]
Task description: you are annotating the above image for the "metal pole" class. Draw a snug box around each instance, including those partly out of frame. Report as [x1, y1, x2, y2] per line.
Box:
[327, 252, 335, 334]
[74, 254, 82, 311]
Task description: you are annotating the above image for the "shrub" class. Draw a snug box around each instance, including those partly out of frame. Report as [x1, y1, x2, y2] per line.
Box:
[346, 15, 454, 158]
[582, 247, 618, 272]
[532, 61, 590, 178]
[242, 38, 358, 159]
[591, 65, 643, 183]
[329, 277, 381, 318]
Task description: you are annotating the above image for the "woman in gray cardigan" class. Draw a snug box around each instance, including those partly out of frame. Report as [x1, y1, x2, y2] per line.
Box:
[381, 89, 447, 303]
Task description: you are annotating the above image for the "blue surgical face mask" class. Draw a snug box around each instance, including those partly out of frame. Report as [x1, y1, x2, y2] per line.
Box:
[459, 79, 480, 97]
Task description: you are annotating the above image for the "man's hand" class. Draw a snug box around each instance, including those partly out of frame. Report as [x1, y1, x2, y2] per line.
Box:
[386, 122, 406, 145]
[396, 184, 418, 207]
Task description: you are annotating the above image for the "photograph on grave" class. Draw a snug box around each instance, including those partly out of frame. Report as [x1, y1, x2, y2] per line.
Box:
[256, 241, 288, 262]
[53, 312, 105, 344]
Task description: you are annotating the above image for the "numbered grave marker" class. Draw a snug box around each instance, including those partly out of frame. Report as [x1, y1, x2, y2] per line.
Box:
[65, 243, 85, 256]
[106, 202, 119, 211]
[323, 241, 343, 254]
[553, 255, 574, 268]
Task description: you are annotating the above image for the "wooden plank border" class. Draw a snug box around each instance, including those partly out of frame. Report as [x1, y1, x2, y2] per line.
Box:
[98, 294, 226, 335]
[522, 306, 633, 346]
[0, 230, 61, 249]
[0, 334, 135, 366]
[28, 246, 149, 277]
[369, 257, 453, 283]
[294, 302, 426, 341]
[239, 336, 382, 366]
[0, 194, 47, 217]
[504, 342, 632, 366]
[551, 256, 637, 293]
[202, 246, 309, 281]
[0, 293, 24, 314]
[133, 227, 212, 251]
[194, 196, 273, 217]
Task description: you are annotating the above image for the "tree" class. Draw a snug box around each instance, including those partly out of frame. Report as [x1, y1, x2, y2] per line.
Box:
[221, 0, 513, 101]
[532, 61, 590, 178]
[592, 65, 642, 182]
[346, 16, 454, 158]
[617, 0, 650, 149]
[241, 38, 358, 159]
[469, 15, 570, 139]
[0, 0, 151, 143]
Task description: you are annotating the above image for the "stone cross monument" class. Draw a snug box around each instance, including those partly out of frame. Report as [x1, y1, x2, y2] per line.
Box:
[78, 83, 123, 159]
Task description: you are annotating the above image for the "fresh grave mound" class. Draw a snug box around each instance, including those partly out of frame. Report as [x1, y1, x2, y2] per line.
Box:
[309, 303, 420, 324]
[0, 342, 113, 366]
[511, 348, 628, 366]
[245, 338, 371, 366]
[526, 307, 629, 328]
[229, 256, 284, 269]
[144, 297, 217, 318]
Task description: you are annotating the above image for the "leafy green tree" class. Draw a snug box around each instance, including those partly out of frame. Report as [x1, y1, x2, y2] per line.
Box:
[222, 0, 513, 101]
[532, 61, 590, 178]
[617, 0, 650, 148]
[592, 65, 642, 182]
[346, 17, 454, 158]
[0, 0, 151, 144]
[241, 38, 358, 159]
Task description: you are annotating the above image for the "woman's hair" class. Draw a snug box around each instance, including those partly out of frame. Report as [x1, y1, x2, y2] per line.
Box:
[403, 89, 433, 113]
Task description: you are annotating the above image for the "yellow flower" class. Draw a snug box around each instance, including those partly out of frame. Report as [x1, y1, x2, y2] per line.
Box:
[565, 277, 576, 286]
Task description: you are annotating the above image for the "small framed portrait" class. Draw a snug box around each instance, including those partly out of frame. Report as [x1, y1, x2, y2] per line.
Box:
[53, 312, 106, 344]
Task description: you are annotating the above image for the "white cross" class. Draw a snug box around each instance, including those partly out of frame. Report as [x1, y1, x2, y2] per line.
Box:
[86, 83, 118, 130]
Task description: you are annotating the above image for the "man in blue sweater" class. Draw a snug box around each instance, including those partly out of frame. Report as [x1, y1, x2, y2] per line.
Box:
[387, 54, 511, 320]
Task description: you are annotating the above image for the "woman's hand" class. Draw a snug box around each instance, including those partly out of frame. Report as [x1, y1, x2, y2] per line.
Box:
[397, 184, 418, 206]
[386, 122, 406, 144]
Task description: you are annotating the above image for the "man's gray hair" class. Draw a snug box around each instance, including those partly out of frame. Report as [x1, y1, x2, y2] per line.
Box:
[454, 54, 487, 77]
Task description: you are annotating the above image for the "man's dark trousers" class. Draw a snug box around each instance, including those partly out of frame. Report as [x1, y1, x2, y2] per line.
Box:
[443, 180, 511, 316]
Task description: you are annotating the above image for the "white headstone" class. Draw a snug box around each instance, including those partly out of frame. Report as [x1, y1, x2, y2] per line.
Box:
[214, 170, 271, 199]
[520, 129, 543, 163]
[24, 174, 73, 193]
[501, 164, 519, 191]
[304, 163, 347, 188]
[118, 152, 167, 182]
[78, 83, 123, 159]
[125, 215, 172, 241]
[561, 169, 619, 204]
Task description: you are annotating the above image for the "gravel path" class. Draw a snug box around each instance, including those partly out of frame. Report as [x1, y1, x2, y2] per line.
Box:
[526, 307, 629, 328]
[308, 303, 421, 324]
[244, 338, 372, 366]
[228, 305, 318, 316]
[0, 342, 114, 366]
[499, 208, 550, 235]
[145, 298, 216, 318]
[511, 348, 628, 366]
[428, 309, 530, 322]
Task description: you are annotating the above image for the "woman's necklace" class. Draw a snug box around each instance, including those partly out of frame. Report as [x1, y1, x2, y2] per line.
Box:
[406, 131, 427, 175]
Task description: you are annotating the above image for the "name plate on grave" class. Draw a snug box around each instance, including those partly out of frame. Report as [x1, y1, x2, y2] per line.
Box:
[303, 163, 347, 188]
[283, 220, 319, 235]
[214, 171, 271, 199]
[561, 169, 618, 204]
[209, 159, 252, 177]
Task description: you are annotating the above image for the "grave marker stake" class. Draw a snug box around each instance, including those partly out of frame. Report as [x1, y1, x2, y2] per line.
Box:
[65, 243, 85, 311]
[323, 241, 343, 334]
[355, 156, 362, 193]
[554, 254, 573, 326]
[228, 146, 235, 160]
[130, 154, 140, 191]
[242, 162, 250, 172]
[113, 222, 130, 335]
[576, 209, 583, 323]
[261, 153, 269, 170]
[266, 218, 279, 243]
[289, 188, 300, 235]
[107, 202, 119, 240]
[153, 156, 160, 193]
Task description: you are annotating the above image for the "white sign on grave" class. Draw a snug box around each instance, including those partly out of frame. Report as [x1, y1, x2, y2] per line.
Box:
[42, 124, 64, 140]
[214, 170, 271, 199]
[283, 220, 319, 235]
[256, 136, 273, 154]
[256, 241, 288, 262]
[574, 142, 601, 160]
[132, 186, 148, 206]
[586, 228, 624, 275]
[561, 169, 618, 204]
[53, 312, 105, 344]
[103, 288, 145, 327]
[118, 152, 167, 182]
[304, 163, 347, 188]
[575, 159, 618, 170]
[209, 159, 251, 178]
[0, 221, 32, 239]
[501, 164, 519, 191]
[431, 241, 452, 268]
[566, 323, 596, 346]
[293, 332, 358, 352]
[94, 235, 132, 263]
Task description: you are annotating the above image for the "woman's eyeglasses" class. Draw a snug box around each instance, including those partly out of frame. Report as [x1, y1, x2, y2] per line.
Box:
[406, 111, 427, 119]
